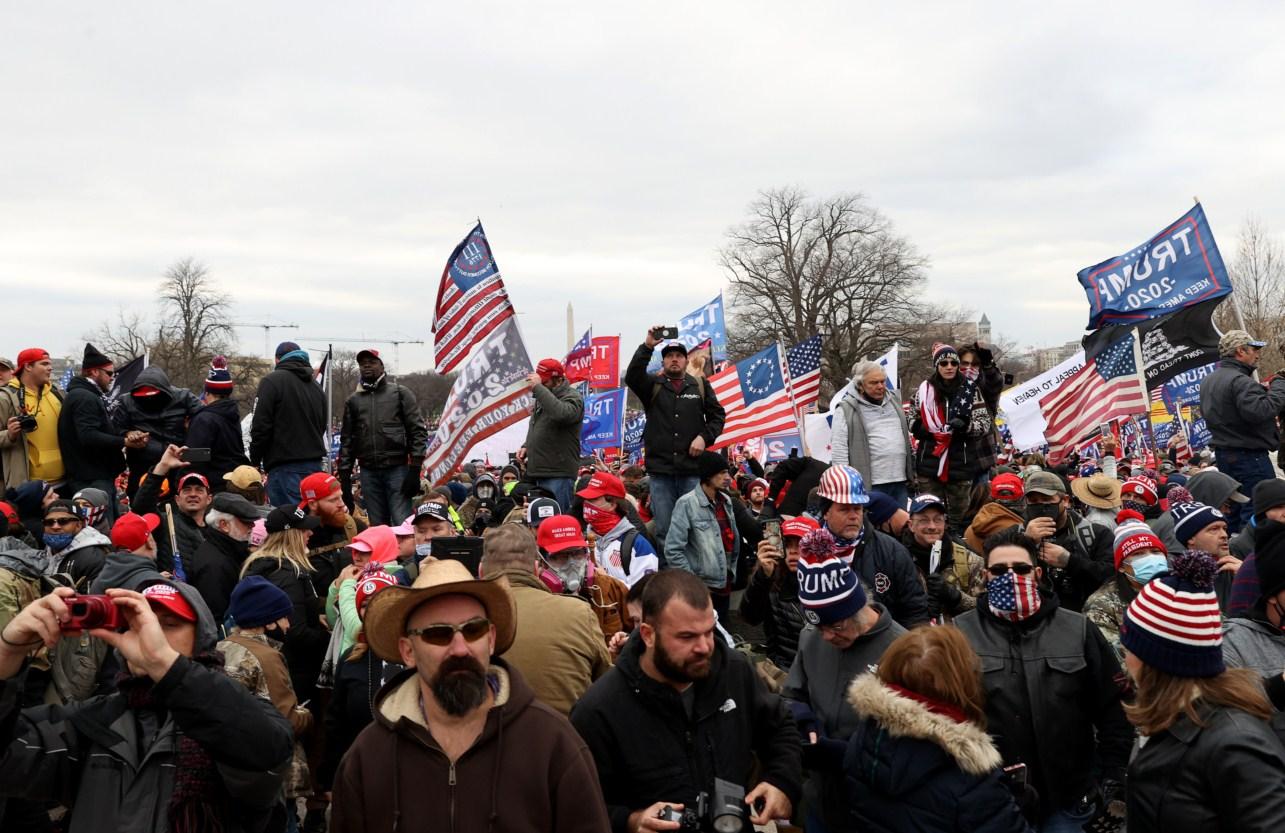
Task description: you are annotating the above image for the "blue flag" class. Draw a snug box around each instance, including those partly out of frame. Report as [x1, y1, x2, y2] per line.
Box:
[623, 412, 646, 461]
[646, 294, 729, 373]
[581, 388, 626, 451]
[1078, 203, 1231, 330]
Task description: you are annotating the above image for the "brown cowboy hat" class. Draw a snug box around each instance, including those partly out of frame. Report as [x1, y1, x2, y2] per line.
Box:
[1071, 473, 1121, 510]
[363, 559, 516, 663]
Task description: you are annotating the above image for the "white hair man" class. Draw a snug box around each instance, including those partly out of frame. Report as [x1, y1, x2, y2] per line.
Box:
[831, 360, 914, 508]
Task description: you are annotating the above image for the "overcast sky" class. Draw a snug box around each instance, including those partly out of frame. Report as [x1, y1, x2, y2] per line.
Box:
[4, 2, 1284, 377]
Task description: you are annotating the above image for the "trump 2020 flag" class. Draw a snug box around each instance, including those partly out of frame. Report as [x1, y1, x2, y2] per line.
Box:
[710, 343, 797, 450]
[424, 317, 533, 484]
[590, 335, 620, 389]
[433, 222, 517, 374]
[646, 294, 729, 373]
[1077, 203, 1231, 330]
[565, 328, 593, 383]
[581, 388, 626, 451]
[623, 412, 646, 462]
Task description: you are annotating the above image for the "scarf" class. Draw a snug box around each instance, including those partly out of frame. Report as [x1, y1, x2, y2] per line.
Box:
[826, 524, 865, 563]
[886, 683, 971, 725]
[582, 501, 620, 536]
[117, 652, 228, 833]
[914, 367, 980, 482]
[986, 571, 1041, 622]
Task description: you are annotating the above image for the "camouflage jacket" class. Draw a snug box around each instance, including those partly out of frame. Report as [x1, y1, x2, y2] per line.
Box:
[220, 631, 313, 799]
[1084, 574, 1138, 664]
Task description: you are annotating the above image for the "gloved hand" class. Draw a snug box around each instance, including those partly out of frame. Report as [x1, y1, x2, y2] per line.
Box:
[802, 736, 847, 771]
[401, 459, 424, 500]
[972, 341, 994, 366]
[947, 415, 968, 432]
[925, 573, 963, 617]
[338, 473, 355, 513]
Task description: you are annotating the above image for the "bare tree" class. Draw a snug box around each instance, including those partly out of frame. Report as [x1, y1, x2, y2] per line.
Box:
[721, 188, 931, 393]
[83, 308, 154, 363]
[397, 370, 455, 426]
[1217, 218, 1285, 375]
[154, 258, 232, 390]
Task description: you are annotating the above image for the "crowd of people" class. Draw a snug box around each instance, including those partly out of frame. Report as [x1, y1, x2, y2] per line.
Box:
[0, 324, 1284, 832]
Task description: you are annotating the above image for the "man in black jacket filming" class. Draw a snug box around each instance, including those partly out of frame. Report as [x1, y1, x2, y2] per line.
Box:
[571, 569, 801, 833]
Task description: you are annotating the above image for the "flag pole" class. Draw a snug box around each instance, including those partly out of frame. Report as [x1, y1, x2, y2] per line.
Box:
[1195, 195, 1250, 333]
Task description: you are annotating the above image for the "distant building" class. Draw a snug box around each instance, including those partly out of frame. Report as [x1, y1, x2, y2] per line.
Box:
[977, 313, 991, 344]
[1032, 340, 1082, 372]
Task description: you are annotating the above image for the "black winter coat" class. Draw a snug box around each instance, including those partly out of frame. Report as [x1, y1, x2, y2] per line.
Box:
[240, 555, 329, 705]
[57, 376, 126, 484]
[844, 675, 1032, 833]
[131, 471, 207, 575]
[768, 456, 828, 516]
[316, 647, 402, 791]
[249, 357, 326, 469]
[1042, 511, 1115, 612]
[337, 378, 428, 475]
[739, 565, 806, 670]
[113, 366, 202, 490]
[188, 526, 250, 624]
[833, 522, 930, 628]
[1199, 357, 1285, 452]
[625, 344, 726, 477]
[184, 397, 250, 485]
[1127, 703, 1285, 833]
[570, 632, 803, 833]
[910, 366, 1003, 482]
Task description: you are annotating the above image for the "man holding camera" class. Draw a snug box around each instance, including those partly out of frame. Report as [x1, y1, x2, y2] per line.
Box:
[0, 348, 66, 492]
[571, 569, 801, 833]
[0, 583, 293, 831]
[625, 327, 726, 560]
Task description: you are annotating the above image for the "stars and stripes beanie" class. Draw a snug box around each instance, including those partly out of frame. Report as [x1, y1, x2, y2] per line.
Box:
[796, 527, 867, 625]
[205, 355, 234, 394]
[1120, 549, 1224, 678]
[1113, 509, 1166, 569]
[1170, 502, 1224, 547]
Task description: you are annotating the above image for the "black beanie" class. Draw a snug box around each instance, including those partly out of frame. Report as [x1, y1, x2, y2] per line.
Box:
[1255, 519, 1285, 600]
[698, 450, 730, 482]
[82, 343, 112, 370]
[1253, 479, 1285, 522]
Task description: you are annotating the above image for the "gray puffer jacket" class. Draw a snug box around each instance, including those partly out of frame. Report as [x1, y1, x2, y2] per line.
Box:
[1223, 615, 1285, 677]
[0, 580, 293, 833]
[522, 380, 584, 478]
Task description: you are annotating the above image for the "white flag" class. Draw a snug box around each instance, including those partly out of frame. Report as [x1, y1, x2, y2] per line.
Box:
[876, 343, 899, 390]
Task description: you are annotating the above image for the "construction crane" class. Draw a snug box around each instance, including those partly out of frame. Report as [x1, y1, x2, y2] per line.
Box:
[232, 322, 300, 359]
[295, 336, 426, 372]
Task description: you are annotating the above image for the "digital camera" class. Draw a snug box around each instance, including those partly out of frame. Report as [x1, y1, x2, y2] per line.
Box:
[657, 779, 746, 833]
[60, 595, 124, 632]
[17, 414, 38, 433]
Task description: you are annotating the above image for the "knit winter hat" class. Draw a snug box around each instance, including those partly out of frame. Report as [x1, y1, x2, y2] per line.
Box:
[932, 343, 960, 365]
[355, 570, 399, 616]
[274, 341, 302, 359]
[697, 451, 730, 482]
[205, 355, 234, 394]
[1120, 476, 1158, 507]
[1164, 485, 1193, 506]
[82, 343, 112, 370]
[1171, 502, 1225, 546]
[796, 527, 868, 625]
[1113, 510, 1166, 569]
[228, 576, 294, 629]
[1120, 550, 1224, 677]
[1253, 479, 1285, 522]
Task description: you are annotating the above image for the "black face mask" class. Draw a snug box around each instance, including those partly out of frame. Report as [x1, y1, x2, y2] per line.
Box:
[1025, 503, 1061, 523]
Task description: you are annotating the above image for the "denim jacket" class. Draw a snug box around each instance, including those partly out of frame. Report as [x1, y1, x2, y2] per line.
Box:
[665, 485, 739, 588]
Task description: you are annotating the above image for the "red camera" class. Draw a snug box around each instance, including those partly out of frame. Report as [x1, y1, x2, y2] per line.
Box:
[61, 595, 123, 632]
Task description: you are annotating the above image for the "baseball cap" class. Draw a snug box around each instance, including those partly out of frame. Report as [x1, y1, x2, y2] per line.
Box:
[142, 583, 198, 623]
[909, 494, 947, 515]
[0, 357, 13, 372]
[264, 504, 322, 534]
[211, 492, 261, 522]
[299, 473, 341, 504]
[110, 512, 161, 552]
[223, 465, 265, 491]
[1219, 329, 1267, 356]
[413, 501, 452, 525]
[15, 348, 49, 371]
[577, 472, 625, 500]
[1024, 470, 1066, 496]
[356, 348, 382, 363]
[535, 515, 588, 554]
[781, 516, 820, 540]
[990, 473, 1024, 501]
[392, 514, 416, 536]
[0, 501, 18, 526]
[525, 497, 561, 528]
[176, 472, 210, 491]
[660, 340, 688, 356]
[536, 358, 565, 381]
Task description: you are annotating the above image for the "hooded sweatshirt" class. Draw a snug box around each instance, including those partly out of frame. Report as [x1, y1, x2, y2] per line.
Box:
[330, 659, 610, 833]
[249, 355, 326, 469]
[116, 366, 203, 479]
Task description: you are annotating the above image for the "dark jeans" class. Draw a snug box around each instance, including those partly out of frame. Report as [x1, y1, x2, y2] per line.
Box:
[870, 480, 909, 511]
[267, 460, 323, 507]
[649, 474, 700, 562]
[1214, 447, 1274, 533]
[533, 476, 574, 513]
[360, 464, 412, 527]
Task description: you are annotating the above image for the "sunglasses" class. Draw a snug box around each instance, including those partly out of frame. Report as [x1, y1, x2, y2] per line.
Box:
[937, 359, 959, 367]
[43, 516, 80, 528]
[406, 617, 491, 646]
[98, 368, 116, 377]
[987, 563, 1035, 577]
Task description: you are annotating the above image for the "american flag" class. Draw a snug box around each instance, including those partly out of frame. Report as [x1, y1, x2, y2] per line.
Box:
[424, 317, 534, 484]
[709, 343, 798, 450]
[432, 223, 516, 374]
[1039, 329, 1148, 463]
[787, 335, 823, 415]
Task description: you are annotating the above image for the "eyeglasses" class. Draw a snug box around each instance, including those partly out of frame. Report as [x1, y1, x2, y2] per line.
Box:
[406, 617, 491, 646]
[43, 516, 79, 528]
[986, 563, 1035, 577]
[937, 360, 959, 367]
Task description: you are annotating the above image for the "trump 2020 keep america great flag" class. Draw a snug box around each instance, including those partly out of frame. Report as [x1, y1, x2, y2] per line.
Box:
[433, 222, 516, 374]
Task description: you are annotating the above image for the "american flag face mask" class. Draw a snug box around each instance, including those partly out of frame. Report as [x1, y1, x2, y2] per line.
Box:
[987, 570, 1042, 622]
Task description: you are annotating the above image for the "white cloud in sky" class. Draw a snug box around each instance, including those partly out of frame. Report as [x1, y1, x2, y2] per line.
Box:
[3, 2, 1284, 375]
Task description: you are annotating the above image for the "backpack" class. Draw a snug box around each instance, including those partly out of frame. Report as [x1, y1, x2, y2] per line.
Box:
[618, 529, 639, 576]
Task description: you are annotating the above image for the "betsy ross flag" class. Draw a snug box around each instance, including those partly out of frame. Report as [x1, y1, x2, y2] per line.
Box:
[433, 223, 516, 374]
[709, 343, 798, 450]
[787, 335, 823, 415]
[424, 317, 534, 484]
[1039, 329, 1149, 463]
